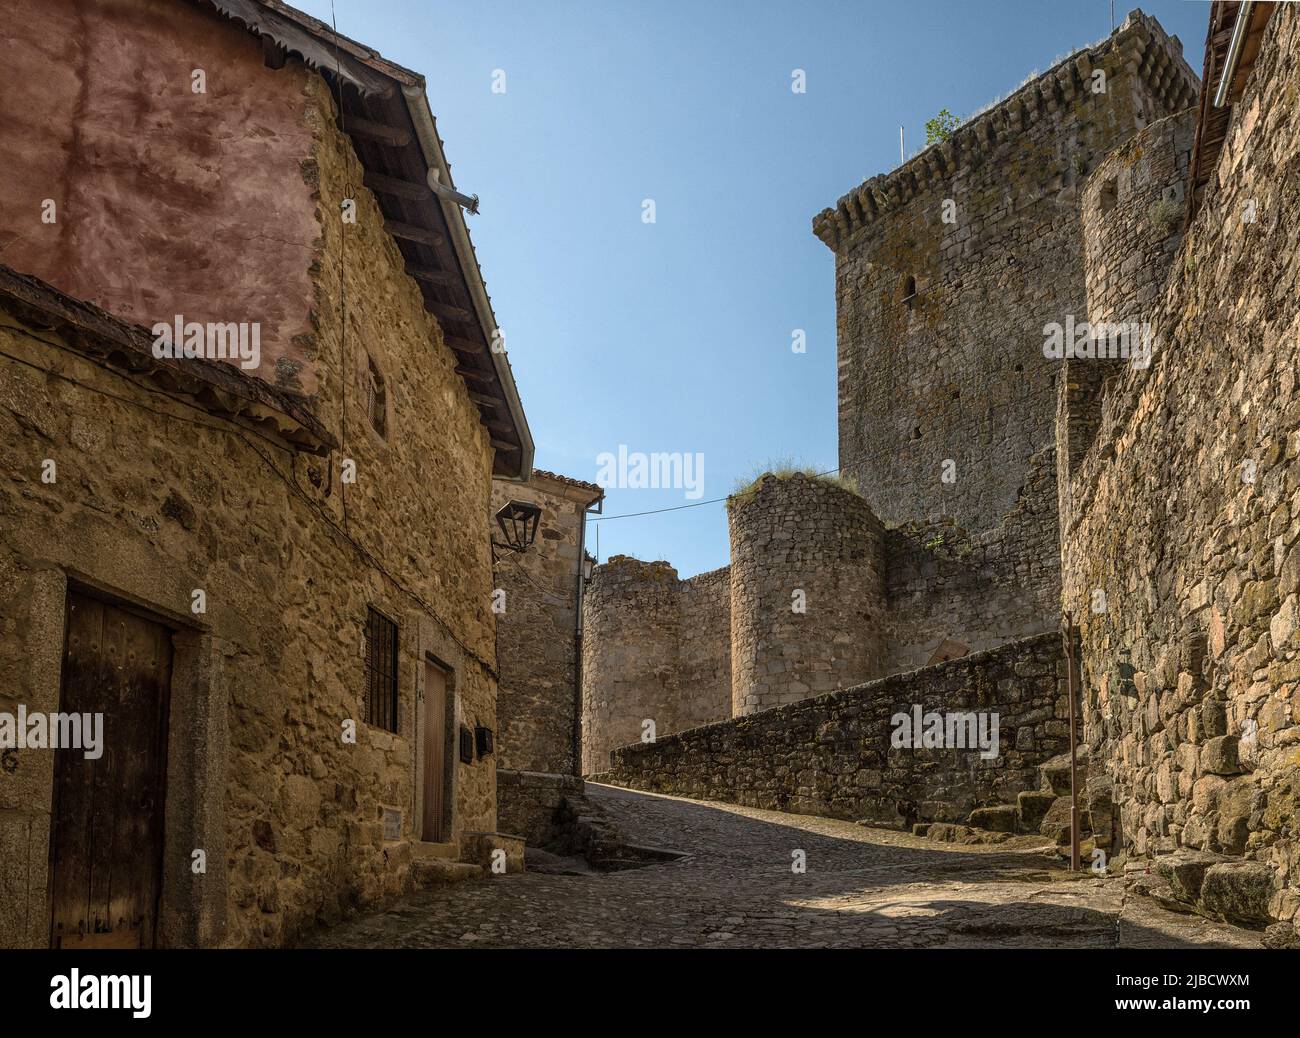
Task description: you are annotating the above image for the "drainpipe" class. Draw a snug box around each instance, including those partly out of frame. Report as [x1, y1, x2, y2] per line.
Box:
[1214, 1, 1255, 108]
[573, 495, 603, 776]
[1063, 613, 1082, 872]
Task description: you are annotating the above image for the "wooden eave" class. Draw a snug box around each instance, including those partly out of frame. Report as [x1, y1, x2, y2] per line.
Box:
[1186, 1, 1277, 227]
[198, 0, 531, 477]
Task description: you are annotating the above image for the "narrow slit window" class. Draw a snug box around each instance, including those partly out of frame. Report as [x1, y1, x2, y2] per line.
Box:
[366, 354, 387, 437]
[901, 275, 917, 308]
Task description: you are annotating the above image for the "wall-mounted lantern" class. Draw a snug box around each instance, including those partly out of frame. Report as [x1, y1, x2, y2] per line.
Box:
[459, 725, 474, 764]
[492, 499, 542, 565]
[475, 725, 494, 758]
[581, 554, 596, 582]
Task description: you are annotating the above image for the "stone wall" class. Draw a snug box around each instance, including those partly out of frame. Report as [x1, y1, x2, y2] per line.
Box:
[492, 470, 601, 776]
[814, 11, 1198, 659]
[0, 44, 501, 947]
[728, 473, 885, 714]
[1060, 6, 1300, 934]
[580, 557, 731, 774]
[495, 768, 584, 849]
[600, 633, 1069, 828]
[677, 565, 734, 716]
[883, 445, 1061, 672]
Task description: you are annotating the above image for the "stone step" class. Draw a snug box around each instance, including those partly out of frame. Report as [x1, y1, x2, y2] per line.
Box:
[412, 859, 484, 888]
[1129, 855, 1276, 931]
[462, 831, 526, 875]
[1039, 750, 1089, 796]
[967, 804, 1019, 833]
[1017, 790, 1057, 832]
[921, 822, 1014, 845]
[1040, 795, 1092, 845]
[411, 840, 459, 860]
[1153, 849, 1226, 905]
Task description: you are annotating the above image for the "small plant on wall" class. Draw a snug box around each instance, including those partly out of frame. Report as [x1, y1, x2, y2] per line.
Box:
[1149, 196, 1183, 238]
[925, 108, 960, 146]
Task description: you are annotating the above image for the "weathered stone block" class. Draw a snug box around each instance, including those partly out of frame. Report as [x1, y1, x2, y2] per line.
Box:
[1200, 862, 1276, 928]
[1017, 790, 1056, 831]
[1040, 796, 1090, 846]
[1153, 850, 1224, 904]
[1214, 777, 1258, 855]
[968, 804, 1019, 833]
[1040, 752, 1083, 796]
[1201, 735, 1242, 776]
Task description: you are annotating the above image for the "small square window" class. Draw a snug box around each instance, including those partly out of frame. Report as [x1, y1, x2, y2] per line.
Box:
[1099, 178, 1118, 213]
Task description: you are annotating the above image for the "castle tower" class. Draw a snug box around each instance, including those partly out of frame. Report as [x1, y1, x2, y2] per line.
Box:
[580, 557, 731, 773]
[727, 474, 886, 715]
[1059, 107, 1197, 500]
[812, 11, 1199, 669]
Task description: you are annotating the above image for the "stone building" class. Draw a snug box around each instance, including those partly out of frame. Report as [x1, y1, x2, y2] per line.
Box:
[0, 0, 533, 947]
[1059, 0, 1300, 935]
[491, 469, 602, 844]
[582, 9, 1197, 773]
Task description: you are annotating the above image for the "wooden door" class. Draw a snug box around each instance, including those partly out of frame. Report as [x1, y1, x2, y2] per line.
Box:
[49, 592, 173, 949]
[422, 661, 448, 842]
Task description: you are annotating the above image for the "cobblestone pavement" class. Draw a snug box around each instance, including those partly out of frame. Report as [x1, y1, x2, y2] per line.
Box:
[303, 784, 1262, 949]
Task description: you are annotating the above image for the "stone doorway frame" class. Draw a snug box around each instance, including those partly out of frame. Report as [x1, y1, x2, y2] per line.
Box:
[20, 566, 227, 948]
[419, 655, 455, 843]
[412, 612, 466, 849]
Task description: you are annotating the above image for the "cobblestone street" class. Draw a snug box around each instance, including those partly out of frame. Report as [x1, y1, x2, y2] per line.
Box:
[304, 784, 1263, 949]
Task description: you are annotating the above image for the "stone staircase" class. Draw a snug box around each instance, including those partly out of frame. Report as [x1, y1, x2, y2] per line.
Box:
[552, 790, 688, 871]
[919, 749, 1114, 859]
[409, 831, 526, 888]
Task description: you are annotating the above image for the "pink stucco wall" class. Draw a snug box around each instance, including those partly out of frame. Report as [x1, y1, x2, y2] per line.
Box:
[0, 0, 320, 394]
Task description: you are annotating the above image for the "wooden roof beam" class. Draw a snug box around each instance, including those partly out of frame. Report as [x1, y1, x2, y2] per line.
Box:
[363, 171, 428, 201]
[385, 220, 445, 247]
[407, 264, 457, 286]
[430, 302, 472, 323]
[444, 334, 484, 355]
[344, 115, 412, 148]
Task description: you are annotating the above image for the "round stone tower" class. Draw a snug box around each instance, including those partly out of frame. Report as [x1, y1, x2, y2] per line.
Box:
[727, 473, 886, 716]
[579, 556, 680, 774]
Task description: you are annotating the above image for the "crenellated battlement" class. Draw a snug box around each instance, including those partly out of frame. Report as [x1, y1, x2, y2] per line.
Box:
[812, 10, 1198, 251]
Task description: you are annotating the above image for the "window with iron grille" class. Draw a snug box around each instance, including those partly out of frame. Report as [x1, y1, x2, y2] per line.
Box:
[364, 607, 399, 732]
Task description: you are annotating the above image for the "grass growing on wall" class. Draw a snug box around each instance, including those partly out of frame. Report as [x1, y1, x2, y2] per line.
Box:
[728, 458, 861, 507]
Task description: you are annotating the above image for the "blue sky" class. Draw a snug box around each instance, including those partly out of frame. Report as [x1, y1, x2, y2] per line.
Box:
[301, 0, 1208, 577]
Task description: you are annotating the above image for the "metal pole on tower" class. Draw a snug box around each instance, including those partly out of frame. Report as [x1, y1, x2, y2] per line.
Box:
[900, 125, 905, 164]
